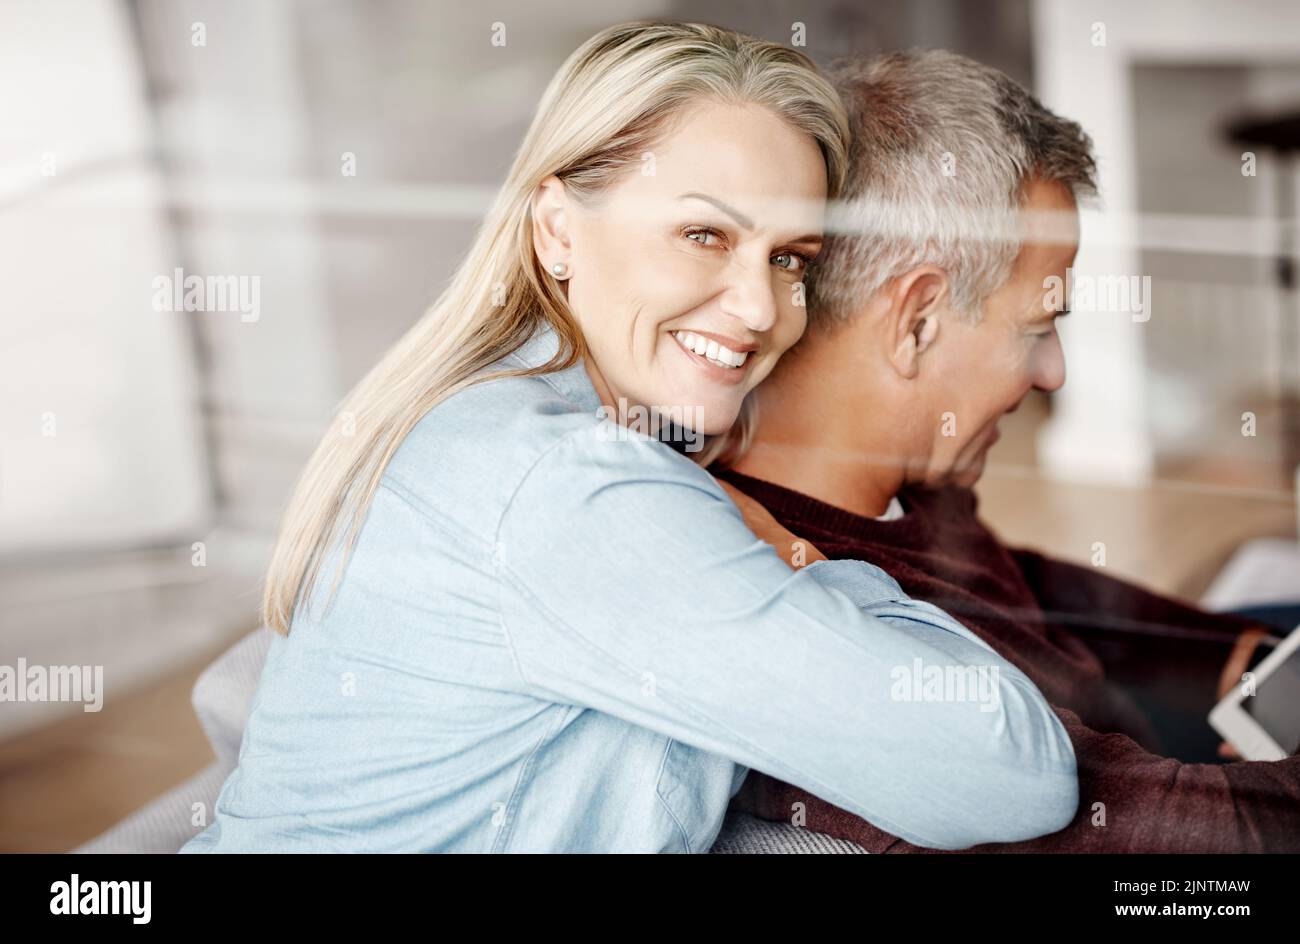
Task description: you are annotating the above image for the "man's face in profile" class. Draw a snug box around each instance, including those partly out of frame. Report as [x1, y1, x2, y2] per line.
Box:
[916, 178, 1079, 488]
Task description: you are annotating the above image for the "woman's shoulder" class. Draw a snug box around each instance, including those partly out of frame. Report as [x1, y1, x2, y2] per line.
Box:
[378, 349, 608, 535]
[376, 318, 720, 542]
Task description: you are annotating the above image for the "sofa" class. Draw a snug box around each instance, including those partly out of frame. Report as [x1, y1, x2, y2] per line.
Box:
[78, 536, 1297, 855]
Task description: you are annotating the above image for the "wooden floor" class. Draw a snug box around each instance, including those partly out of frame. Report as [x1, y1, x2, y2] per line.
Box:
[975, 393, 1297, 601]
[0, 631, 251, 853]
[977, 467, 1295, 601]
[2, 395, 1296, 852]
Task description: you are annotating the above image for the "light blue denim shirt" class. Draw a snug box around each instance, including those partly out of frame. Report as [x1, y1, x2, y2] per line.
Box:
[181, 319, 1076, 853]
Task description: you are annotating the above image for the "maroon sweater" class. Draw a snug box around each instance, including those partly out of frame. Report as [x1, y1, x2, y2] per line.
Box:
[716, 468, 1300, 853]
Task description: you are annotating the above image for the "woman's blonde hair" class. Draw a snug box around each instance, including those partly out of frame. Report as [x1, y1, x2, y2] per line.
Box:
[261, 20, 851, 635]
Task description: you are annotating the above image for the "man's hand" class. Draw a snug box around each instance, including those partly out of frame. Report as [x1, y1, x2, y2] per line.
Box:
[717, 479, 827, 570]
[1215, 626, 1273, 760]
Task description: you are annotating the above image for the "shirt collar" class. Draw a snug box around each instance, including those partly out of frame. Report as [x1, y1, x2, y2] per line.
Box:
[506, 319, 605, 416]
[877, 495, 906, 521]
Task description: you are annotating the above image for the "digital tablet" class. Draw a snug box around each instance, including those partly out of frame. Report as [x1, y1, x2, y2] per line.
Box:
[1209, 623, 1300, 761]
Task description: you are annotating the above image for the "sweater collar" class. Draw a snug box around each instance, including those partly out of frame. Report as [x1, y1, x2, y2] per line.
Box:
[715, 467, 917, 539]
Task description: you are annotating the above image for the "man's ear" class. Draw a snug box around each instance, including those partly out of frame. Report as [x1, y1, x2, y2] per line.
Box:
[531, 175, 572, 268]
[885, 266, 947, 379]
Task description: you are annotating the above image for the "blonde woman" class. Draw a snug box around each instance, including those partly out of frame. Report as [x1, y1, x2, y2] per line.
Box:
[181, 22, 1076, 854]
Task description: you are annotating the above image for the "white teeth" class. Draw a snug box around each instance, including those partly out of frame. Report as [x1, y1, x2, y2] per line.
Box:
[671, 330, 749, 368]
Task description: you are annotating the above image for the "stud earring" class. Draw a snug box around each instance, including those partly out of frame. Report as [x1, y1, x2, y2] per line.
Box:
[551, 262, 569, 279]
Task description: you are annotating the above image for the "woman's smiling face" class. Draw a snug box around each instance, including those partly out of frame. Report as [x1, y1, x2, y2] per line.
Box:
[532, 100, 830, 435]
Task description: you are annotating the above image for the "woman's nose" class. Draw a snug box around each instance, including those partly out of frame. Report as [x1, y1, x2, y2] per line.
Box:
[717, 258, 778, 333]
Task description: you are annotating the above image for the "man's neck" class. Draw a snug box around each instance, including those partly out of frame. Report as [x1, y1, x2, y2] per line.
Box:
[730, 362, 907, 520]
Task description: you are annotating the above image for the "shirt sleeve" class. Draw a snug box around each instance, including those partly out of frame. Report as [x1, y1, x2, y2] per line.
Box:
[742, 707, 1300, 853]
[493, 424, 1078, 850]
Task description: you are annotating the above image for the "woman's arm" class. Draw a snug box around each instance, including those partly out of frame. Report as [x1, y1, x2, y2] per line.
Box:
[493, 424, 1077, 850]
[739, 707, 1300, 853]
[716, 479, 828, 568]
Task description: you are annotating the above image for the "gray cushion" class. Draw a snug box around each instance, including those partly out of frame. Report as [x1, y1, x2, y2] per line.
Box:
[709, 810, 866, 854]
[76, 761, 228, 853]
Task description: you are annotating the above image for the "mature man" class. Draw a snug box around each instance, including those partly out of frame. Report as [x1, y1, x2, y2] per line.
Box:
[717, 50, 1300, 852]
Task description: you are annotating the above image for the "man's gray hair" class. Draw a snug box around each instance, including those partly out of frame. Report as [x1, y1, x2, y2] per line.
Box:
[807, 49, 1098, 325]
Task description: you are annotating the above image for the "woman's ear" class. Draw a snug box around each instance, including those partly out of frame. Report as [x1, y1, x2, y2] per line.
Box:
[531, 176, 572, 269]
[886, 266, 947, 378]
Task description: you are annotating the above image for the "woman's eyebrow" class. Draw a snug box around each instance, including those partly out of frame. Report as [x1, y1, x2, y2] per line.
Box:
[678, 192, 754, 231]
[787, 234, 825, 250]
[677, 192, 823, 246]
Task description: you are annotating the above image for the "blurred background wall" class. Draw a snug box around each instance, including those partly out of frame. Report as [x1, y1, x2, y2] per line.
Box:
[1, 0, 1297, 849]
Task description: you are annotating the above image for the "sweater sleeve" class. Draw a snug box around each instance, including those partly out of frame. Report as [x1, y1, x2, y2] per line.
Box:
[1008, 546, 1262, 645]
[736, 705, 1300, 852]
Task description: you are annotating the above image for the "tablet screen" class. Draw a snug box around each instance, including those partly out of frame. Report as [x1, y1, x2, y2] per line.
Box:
[1243, 645, 1300, 755]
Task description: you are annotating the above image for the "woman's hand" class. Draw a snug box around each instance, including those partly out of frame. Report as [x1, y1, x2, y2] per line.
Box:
[718, 479, 827, 570]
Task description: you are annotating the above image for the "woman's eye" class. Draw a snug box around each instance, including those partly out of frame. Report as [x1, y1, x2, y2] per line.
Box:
[684, 227, 723, 248]
[683, 229, 810, 275]
[772, 251, 809, 274]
